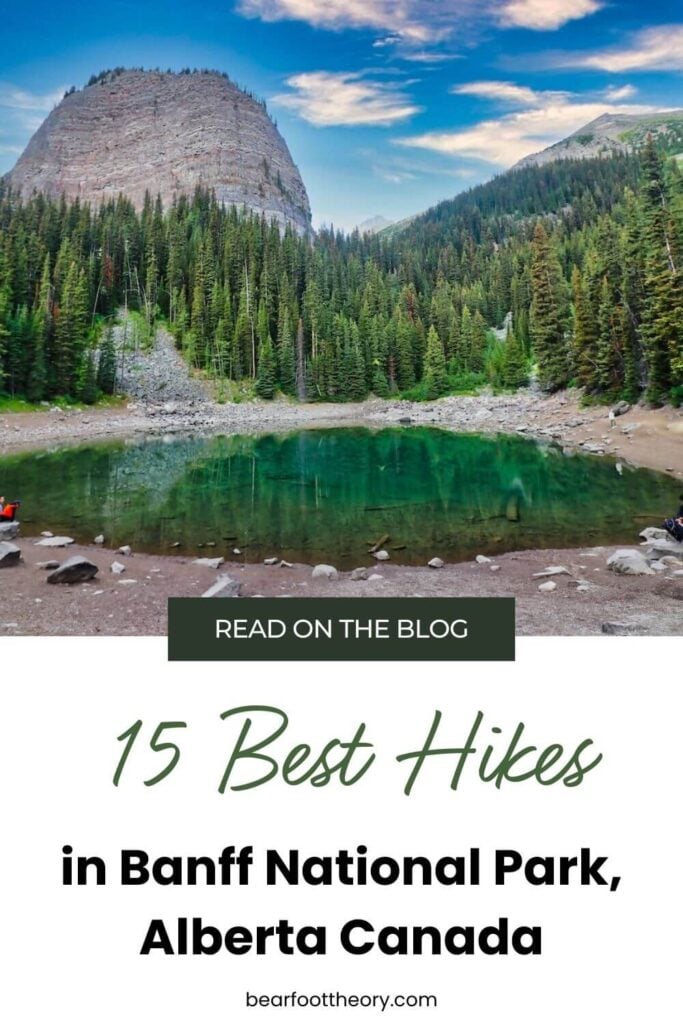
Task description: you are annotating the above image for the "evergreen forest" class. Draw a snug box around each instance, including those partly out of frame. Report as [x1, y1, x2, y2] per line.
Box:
[0, 137, 681, 407]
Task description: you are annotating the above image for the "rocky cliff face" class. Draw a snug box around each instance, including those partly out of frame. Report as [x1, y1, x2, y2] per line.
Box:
[6, 69, 311, 233]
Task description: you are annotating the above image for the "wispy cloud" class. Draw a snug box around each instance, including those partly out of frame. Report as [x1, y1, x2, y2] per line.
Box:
[498, 0, 602, 31]
[396, 94, 659, 166]
[273, 71, 421, 126]
[560, 24, 683, 72]
[604, 84, 637, 101]
[238, 0, 451, 44]
[238, 0, 600, 51]
[0, 83, 68, 112]
[451, 80, 546, 104]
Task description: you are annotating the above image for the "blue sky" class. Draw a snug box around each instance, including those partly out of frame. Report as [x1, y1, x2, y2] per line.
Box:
[1, 1, 681, 229]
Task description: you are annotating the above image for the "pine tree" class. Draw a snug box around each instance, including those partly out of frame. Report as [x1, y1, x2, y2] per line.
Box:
[639, 136, 683, 403]
[529, 223, 569, 391]
[571, 265, 598, 390]
[423, 326, 449, 399]
[97, 326, 117, 395]
[255, 337, 277, 399]
[502, 329, 528, 389]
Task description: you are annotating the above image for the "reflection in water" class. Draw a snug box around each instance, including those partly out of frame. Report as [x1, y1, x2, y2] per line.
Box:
[1, 427, 676, 567]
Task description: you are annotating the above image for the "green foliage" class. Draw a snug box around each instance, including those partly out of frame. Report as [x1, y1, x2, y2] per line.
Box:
[0, 147, 680, 405]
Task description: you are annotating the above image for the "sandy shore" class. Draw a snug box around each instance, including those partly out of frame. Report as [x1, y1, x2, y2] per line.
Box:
[3, 535, 681, 637]
[1, 390, 682, 477]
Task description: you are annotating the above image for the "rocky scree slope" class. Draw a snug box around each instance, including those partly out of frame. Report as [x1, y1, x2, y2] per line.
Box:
[5, 69, 311, 233]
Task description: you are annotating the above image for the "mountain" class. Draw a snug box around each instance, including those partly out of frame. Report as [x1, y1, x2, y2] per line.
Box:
[356, 215, 394, 234]
[5, 68, 312, 234]
[514, 110, 683, 170]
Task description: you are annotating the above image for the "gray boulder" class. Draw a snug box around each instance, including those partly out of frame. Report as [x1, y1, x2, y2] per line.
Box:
[312, 564, 339, 579]
[428, 557, 444, 569]
[201, 575, 241, 598]
[639, 527, 669, 543]
[372, 550, 390, 561]
[0, 521, 19, 540]
[111, 561, 126, 574]
[0, 542, 21, 568]
[193, 557, 225, 570]
[350, 567, 369, 581]
[611, 401, 631, 417]
[47, 556, 98, 584]
[607, 548, 654, 576]
[602, 621, 638, 636]
[34, 536, 74, 548]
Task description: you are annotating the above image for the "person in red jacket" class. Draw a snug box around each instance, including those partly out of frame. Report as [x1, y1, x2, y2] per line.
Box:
[0, 500, 21, 522]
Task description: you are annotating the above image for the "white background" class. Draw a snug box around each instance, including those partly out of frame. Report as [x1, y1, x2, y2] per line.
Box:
[0, 636, 680, 1022]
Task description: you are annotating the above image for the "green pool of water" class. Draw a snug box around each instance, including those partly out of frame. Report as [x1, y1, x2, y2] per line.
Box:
[1, 427, 677, 566]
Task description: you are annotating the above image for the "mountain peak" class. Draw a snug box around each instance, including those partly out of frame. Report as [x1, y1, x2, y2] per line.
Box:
[513, 109, 683, 170]
[6, 67, 312, 233]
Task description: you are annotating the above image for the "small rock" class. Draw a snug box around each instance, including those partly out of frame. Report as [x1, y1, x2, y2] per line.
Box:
[398, 417, 412, 425]
[368, 574, 384, 581]
[264, 557, 279, 566]
[117, 579, 137, 586]
[611, 400, 631, 417]
[202, 575, 241, 598]
[490, 564, 501, 572]
[475, 554, 491, 564]
[40, 530, 54, 538]
[0, 522, 19, 540]
[532, 566, 571, 578]
[117, 545, 132, 556]
[279, 560, 293, 568]
[233, 548, 242, 555]
[94, 534, 105, 545]
[0, 542, 21, 568]
[601, 622, 637, 636]
[373, 550, 390, 561]
[193, 557, 225, 570]
[427, 557, 444, 569]
[607, 549, 655, 576]
[111, 561, 126, 574]
[350, 567, 369, 581]
[34, 536, 74, 548]
[46, 556, 98, 584]
[538, 580, 557, 592]
[37, 560, 60, 570]
[312, 564, 339, 579]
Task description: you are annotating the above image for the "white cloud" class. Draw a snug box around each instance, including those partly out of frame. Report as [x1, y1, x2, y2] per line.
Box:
[565, 25, 683, 72]
[498, 0, 602, 31]
[396, 97, 658, 166]
[604, 84, 637, 101]
[238, 0, 600, 49]
[238, 0, 449, 44]
[452, 80, 543, 104]
[273, 71, 421, 126]
[0, 83, 68, 112]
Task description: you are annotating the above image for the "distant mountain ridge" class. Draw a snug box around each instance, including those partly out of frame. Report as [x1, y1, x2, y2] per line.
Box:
[513, 109, 683, 170]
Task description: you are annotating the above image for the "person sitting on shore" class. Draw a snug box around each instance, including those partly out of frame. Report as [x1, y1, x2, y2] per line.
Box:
[0, 499, 20, 522]
[663, 494, 683, 543]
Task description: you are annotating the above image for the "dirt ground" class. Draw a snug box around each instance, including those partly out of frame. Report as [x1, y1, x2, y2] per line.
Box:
[1, 390, 682, 477]
[3, 535, 681, 637]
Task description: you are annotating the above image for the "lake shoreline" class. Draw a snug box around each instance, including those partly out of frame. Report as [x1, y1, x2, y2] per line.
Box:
[4, 534, 682, 637]
[2, 389, 682, 477]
